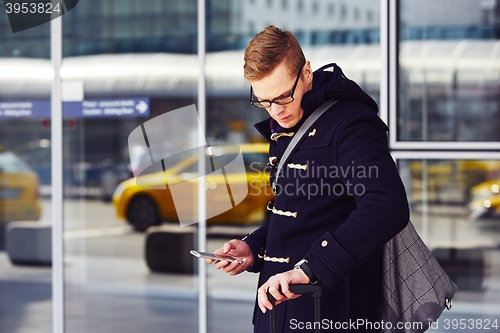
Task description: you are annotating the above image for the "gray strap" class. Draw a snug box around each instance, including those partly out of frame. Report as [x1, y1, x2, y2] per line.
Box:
[273, 99, 339, 191]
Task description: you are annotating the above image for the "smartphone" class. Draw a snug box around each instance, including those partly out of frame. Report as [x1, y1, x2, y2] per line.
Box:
[190, 250, 243, 263]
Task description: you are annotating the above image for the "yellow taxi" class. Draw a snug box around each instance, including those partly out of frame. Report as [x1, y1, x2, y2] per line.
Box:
[0, 146, 41, 222]
[113, 143, 273, 231]
[468, 179, 500, 221]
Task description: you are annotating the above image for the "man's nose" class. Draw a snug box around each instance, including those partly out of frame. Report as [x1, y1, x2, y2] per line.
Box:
[269, 103, 285, 116]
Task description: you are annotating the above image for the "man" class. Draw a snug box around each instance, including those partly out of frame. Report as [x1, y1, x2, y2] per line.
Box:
[208, 25, 410, 332]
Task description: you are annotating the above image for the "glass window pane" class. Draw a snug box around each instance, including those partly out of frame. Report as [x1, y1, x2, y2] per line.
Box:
[398, 0, 500, 142]
[60, 0, 200, 332]
[399, 158, 500, 321]
[0, 2, 51, 331]
[205, 0, 381, 331]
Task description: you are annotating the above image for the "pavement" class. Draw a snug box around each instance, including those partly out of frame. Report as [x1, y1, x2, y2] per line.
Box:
[2, 196, 500, 332]
[0, 232, 260, 333]
[0, 278, 256, 333]
[3, 240, 500, 333]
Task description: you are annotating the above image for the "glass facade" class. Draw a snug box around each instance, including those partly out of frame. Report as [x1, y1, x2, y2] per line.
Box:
[398, 158, 500, 328]
[0, 2, 52, 332]
[0, 0, 499, 332]
[392, 2, 500, 330]
[398, 0, 500, 142]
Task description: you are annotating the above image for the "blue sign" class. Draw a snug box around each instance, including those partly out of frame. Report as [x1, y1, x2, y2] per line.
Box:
[0, 101, 51, 118]
[64, 98, 150, 118]
[0, 98, 150, 118]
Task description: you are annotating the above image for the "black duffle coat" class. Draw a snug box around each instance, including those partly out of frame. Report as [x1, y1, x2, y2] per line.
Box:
[243, 63, 410, 333]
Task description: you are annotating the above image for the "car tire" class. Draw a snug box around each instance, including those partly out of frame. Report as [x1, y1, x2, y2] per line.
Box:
[126, 195, 161, 232]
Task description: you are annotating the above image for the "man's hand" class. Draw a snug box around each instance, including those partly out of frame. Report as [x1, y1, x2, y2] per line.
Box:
[257, 269, 310, 313]
[206, 239, 254, 275]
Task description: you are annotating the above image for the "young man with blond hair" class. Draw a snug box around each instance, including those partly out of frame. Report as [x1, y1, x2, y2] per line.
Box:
[208, 25, 409, 332]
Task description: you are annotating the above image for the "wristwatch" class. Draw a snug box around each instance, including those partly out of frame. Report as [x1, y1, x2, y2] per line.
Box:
[294, 259, 319, 284]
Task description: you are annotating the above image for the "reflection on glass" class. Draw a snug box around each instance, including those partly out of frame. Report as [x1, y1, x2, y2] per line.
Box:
[398, 0, 500, 141]
[205, 2, 382, 330]
[0, 3, 51, 330]
[400, 159, 500, 311]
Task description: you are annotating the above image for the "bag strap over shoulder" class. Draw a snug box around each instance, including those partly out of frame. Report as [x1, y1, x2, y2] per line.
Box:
[273, 99, 339, 192]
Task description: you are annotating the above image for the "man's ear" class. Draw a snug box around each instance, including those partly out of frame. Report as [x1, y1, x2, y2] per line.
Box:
[303, 60, 313, 85]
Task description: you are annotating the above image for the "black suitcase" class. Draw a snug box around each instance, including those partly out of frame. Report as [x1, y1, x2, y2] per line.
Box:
[268, 284, 322, 333]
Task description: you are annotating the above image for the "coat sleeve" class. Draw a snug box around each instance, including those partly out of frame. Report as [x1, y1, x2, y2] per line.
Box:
[306, 108, 410, 288]
[242, 217, 269, 272]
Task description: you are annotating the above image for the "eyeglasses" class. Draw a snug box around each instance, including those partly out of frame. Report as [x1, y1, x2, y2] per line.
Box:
[250, 63, 305, 109]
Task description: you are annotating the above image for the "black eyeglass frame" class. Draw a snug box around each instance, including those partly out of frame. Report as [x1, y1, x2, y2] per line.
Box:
[249, 63, 305, 108]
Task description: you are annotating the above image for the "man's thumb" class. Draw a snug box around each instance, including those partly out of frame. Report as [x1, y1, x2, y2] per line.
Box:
[223, 241, 235, 253]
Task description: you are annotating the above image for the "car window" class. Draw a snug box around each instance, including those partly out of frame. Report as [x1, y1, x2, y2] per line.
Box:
[135, 152, 189, 175]
[179, 151, 269, 175]
[180, 153, 235, 174]
[0, 152, 32, 173]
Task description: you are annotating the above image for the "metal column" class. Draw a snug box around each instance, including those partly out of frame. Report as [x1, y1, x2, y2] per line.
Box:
[380, 0, 389, 126]
[197, 0, 207, 333]
[51, 14, 65, 333]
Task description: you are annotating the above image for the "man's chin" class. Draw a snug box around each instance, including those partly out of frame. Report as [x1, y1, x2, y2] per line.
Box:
[277, 118, 298, 129]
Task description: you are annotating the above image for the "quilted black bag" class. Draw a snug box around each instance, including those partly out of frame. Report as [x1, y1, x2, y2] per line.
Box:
[380, 221, 459, 333]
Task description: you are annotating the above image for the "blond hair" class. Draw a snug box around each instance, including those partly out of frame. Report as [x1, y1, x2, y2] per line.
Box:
[243, 25, 305, 81]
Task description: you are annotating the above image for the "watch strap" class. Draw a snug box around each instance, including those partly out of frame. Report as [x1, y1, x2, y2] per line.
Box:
[296, 260, 319, 284]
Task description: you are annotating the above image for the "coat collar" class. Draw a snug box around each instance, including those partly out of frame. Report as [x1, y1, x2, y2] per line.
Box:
[254, 109, 314, 143]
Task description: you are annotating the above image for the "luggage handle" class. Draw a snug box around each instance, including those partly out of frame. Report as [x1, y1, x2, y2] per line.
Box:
[268, 284, 322, 333]
[288, 284, 322, 297]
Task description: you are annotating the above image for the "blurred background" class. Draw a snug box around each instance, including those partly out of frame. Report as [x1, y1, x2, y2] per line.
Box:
[0, 0, 499, 332]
